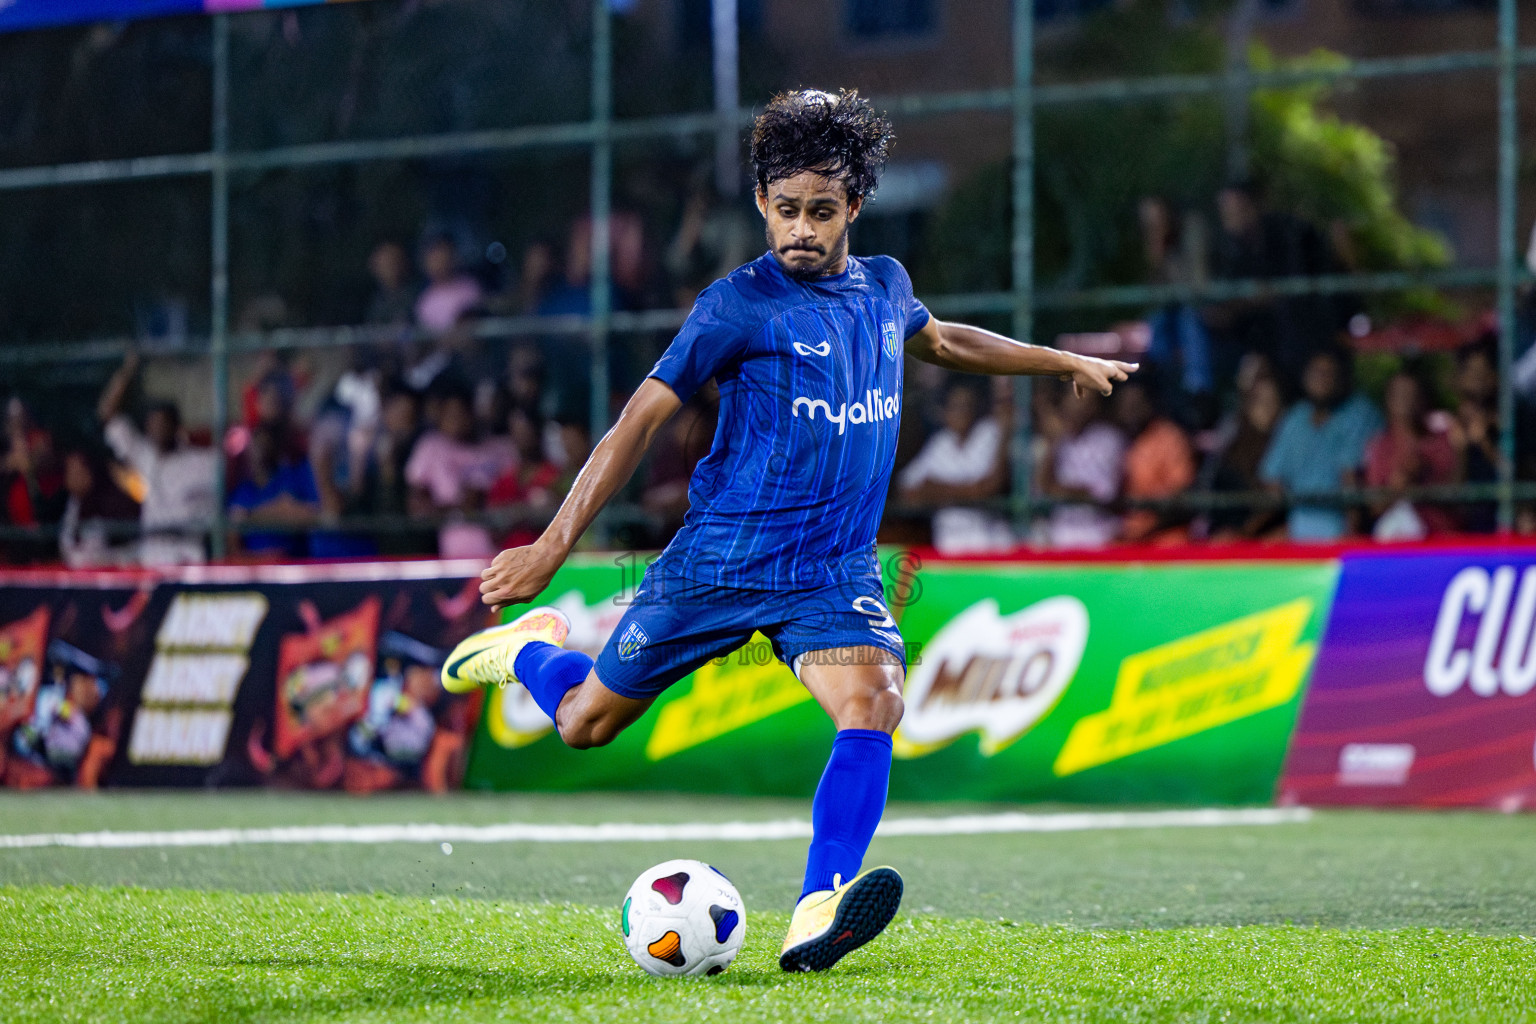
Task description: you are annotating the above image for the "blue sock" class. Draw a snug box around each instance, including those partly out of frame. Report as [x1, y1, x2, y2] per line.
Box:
[800, 728, 893, 900]
[512, 641, 593, 722]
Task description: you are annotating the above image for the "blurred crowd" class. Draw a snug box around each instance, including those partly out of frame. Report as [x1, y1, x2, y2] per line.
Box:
[898, 180, 1531, 554]
[0, 170, 747, 567]
[3, 176, 1535, 566]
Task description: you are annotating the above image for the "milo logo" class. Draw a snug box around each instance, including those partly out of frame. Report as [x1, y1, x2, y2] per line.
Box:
[895, 597, 1089, 757]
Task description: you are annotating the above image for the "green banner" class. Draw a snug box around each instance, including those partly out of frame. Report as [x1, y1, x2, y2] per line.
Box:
[464, 556, 1339, 805]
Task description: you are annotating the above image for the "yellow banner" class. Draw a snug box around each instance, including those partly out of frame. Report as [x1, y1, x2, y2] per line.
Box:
[645, 633, 813, 761]
[1053, 598, 1316, 777]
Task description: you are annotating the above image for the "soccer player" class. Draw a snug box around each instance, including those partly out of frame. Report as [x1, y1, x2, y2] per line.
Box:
[444, 88, 1136, 972]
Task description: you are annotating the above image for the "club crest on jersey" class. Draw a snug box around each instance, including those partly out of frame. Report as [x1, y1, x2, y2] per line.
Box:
[882, 320, 899, 358]
[616, 622, 650, 662]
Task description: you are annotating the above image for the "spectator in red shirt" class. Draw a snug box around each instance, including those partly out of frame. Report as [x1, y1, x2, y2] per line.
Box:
[489, 405, 563, 549]
[1116, 379, 1197, 544]
[1364, 370, 1460, 539]
[2, 398, 63, 534]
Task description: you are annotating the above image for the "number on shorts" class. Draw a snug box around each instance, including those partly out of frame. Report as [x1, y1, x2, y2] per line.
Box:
[851, 596, 895, 628]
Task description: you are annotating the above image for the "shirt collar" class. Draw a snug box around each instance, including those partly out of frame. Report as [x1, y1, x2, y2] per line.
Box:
[760, 250, 855, 287]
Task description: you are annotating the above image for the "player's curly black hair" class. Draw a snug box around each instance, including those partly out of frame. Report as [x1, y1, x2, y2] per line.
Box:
[750, 88, 894, 200]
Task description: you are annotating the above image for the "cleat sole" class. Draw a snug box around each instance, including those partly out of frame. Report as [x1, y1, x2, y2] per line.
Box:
[779, 867, 903, 973]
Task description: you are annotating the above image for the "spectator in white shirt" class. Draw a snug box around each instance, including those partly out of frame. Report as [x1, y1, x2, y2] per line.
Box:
[898, 378, 1014, 554]
[97, 352, 218, 566]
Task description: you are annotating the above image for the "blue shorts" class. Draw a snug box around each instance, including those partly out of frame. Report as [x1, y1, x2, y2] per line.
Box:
[594, 561, 907, 700]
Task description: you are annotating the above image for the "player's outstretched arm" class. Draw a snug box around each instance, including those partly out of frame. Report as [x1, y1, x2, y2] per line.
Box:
[479, 378, 682, 609]
[905, 317, 1137, 397]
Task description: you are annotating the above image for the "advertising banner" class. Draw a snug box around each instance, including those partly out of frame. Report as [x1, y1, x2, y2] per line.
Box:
[0, 563, 492, 792]
[0, 580, 150, 789]
[1279, 550, 1536, 810]
[465, 556, 1339, 804]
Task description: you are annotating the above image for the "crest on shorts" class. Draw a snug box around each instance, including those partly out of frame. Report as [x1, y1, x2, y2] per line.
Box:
[881, 320, 899, 359]
[616, 622, 650, 662]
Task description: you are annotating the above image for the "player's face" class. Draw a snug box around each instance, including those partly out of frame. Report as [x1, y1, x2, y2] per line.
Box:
[756, 171, 862, 280]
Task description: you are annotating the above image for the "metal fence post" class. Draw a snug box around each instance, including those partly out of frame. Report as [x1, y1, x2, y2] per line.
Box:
[209, 13, 230, 559]
[1010, 0, 1035, 532]
[1497, 0, 1518, 531]
[712, 0, 740, 197]
[1223, 0, 1258, 179]
[589, 0, 614, 540]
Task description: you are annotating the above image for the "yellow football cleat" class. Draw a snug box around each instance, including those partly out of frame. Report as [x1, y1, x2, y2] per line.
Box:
[779, 866, 903, 972]
[440, 607, 571, 694]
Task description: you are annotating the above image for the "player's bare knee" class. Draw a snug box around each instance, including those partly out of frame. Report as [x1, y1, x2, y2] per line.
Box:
[558, 724, 592, 750]
[835, 676, 903, 733]
[555, 705, 594, 749]
[866, 679, 905, 732]
[558, 723, 603, 750]
[558, 712, 623, 750]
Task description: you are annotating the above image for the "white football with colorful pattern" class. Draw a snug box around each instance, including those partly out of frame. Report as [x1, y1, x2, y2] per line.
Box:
[621, 858, 745, 977]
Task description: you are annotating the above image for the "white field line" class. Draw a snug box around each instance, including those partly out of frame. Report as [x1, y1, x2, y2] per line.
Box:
[0, 807, 1311, 851]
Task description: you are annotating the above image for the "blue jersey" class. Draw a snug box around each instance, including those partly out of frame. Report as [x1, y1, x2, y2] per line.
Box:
[647, 252, 930, 589]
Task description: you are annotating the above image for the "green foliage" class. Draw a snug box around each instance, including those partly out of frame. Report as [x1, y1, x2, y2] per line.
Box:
[915, 6, 1230, 302]
[915, 1, 1452, 323]
[1246, 45, 1452, 317]
[1248, 47, 1448, 271]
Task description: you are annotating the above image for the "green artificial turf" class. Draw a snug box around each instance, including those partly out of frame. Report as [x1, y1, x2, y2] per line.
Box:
[2, 792, 1535, 1022]
[2, 886, 1534, 1024]
[1, 792, 1534, 933]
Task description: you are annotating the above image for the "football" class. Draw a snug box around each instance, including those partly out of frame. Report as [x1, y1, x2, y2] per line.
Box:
[621, 859, 746, 977]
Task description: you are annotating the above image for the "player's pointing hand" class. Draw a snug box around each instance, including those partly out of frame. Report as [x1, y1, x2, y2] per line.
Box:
[1061, 354, 1138, 398]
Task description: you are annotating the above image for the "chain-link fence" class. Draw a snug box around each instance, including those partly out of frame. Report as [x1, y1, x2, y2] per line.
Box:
[0, 0, 1528, 558]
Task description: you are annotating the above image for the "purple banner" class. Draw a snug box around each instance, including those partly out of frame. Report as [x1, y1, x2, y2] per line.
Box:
[1279, 549, 1536, 811]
